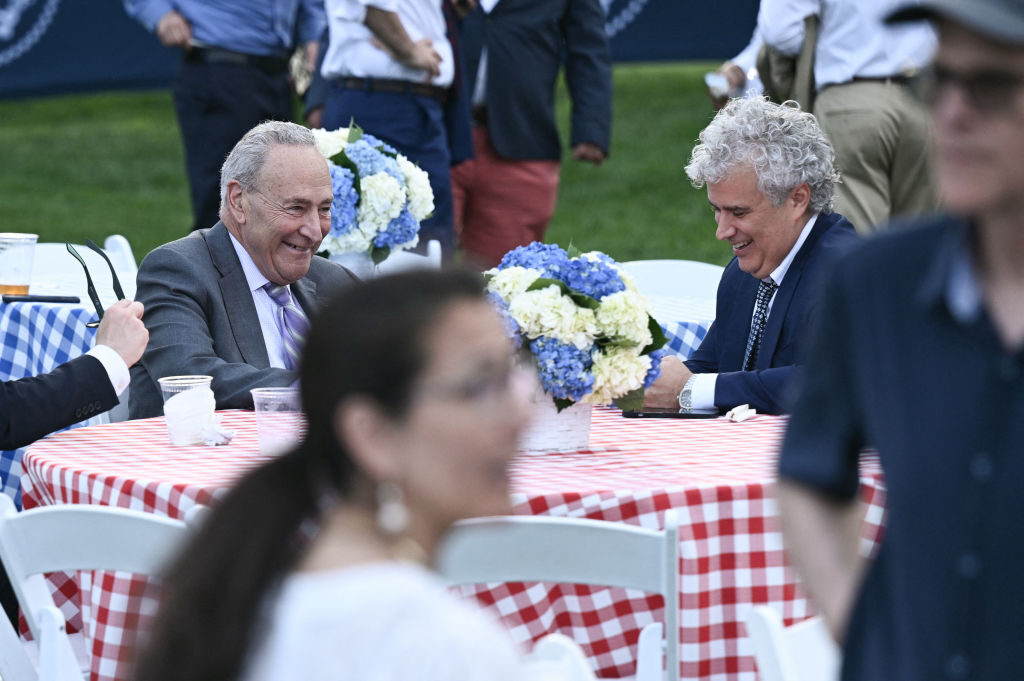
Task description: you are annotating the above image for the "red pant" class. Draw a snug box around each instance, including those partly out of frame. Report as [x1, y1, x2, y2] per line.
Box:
[452, 126, 561, 268]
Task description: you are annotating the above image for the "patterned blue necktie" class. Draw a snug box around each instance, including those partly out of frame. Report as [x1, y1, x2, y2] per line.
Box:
[263, 283, 311, 372]
[743, 280, 779, 371]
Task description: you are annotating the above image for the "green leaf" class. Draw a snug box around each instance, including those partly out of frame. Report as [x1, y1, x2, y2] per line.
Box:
[642, 314, 668, 354]
[566, 243, 582, 258]
[347, 119, 363, 143]
[525, 278, 600, 310]
[371, 245, 390, 264]
[613, 387, 645, 413]
[553, 397, 574, 412]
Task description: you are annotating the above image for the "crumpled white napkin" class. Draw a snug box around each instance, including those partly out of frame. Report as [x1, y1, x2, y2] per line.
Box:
[201, 419, 236, 446]
[725, 404, 757, 422]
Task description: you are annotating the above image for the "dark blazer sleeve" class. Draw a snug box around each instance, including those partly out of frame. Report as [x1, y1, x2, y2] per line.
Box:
[563, 0, 612, 154]
[0, 355, 117, 450]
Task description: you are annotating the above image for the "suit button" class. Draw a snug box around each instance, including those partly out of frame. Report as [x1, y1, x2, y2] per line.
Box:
[945, 653, 970, 680]
[956, 553, 980, 580]
[74, 408, 82, 419]
[969, 452, 993, 481]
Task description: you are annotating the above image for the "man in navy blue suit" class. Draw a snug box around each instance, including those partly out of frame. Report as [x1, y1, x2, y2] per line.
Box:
[643, 96, 858, 415]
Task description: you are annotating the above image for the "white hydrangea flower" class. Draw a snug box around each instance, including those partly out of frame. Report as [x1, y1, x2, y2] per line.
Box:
[396, 155, 434, 221]
[312, 127, 350, 160]
[357, 172, 406, 234]
[509, 285, 598, 349]
[580, 347, 651, 405]
[321, 230, 373, 255]
[596, 289, 653, 346]
[486, 266, 542, 300]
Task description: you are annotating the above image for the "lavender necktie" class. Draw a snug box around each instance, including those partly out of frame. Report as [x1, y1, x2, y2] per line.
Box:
[263, 283, 311, 372]
[742, 280, 779, 371]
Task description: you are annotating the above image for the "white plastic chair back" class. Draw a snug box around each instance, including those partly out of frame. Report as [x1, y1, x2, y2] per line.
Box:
[376, 239, 442, 276]
[101, 235, 138, 279]
[620, 259, 724, 301]
[0, 495, 190, 681]
[744, 606, 840, 681]
[438, 511, 680, 681]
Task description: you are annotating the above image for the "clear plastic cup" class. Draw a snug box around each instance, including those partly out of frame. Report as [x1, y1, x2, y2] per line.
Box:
[0, 233, 39, 295]
[158, 375, 215, 445]
[250, 387, 304, 456]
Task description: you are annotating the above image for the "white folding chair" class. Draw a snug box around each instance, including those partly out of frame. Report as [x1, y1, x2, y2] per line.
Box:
[0, 495, 191, 681]
[744, 606, 840, 681]
[101, 235, 138, 279]
[620, 259, 724, 301]
[376, 239, 442, 276]
[437, 511, 680, 681]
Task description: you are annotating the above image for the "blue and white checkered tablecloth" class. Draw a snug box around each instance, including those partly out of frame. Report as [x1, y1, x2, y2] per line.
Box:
[645, 294, 715, 360]
[1, 301, 99, 506]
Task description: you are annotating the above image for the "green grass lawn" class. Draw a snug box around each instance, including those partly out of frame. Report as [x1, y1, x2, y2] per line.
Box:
[0, 61, 728, 266]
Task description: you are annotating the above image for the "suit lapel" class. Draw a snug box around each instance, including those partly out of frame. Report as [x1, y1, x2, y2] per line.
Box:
[206, 223, 272, 369]
[291, 275, 319, 317]
[756, 213, 834, 368]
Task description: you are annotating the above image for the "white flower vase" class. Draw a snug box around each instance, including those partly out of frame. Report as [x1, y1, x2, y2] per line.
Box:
[518, 393, 592, 453]
[330, 251, 377, 279]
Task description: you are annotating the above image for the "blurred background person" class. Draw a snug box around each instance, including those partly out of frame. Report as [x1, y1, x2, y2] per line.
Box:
[451, 0, 612, 268]
[778, 0, 1024, 678]
[705, 23, 765, 110]
[319, 0, 458, 259]
[123, 0, 325, 233]
[760, 0, 937, 233]
[132, 270, 539, 681]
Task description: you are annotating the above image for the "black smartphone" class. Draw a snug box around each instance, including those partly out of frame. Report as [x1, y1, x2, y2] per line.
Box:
[622, 406, 721, 419]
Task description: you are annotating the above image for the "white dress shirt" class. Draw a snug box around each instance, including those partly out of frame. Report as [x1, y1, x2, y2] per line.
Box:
[87, 345, 131, 396]
[229, 234, 294, 371]
[321, 0, 454, 87]
[690, 213, 819, 410]
[758, 0, 936, 89]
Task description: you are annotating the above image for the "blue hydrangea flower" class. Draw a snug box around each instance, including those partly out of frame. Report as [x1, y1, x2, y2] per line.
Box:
[486, 291, 522, 347]
[564, 256, 626, 300]
[374, 209, 418, 249]
[643, 349, 665, 389]
[530, 336, 594, 401]
[361, 133, 398, 155]
[328, 163, 358, 237]
[344, 139, 405, 184]
[498, 242, 572, 280]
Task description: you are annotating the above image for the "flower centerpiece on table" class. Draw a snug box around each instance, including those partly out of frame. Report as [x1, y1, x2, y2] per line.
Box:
[486, 242, 667, 412]
[312, 123, 434, 264]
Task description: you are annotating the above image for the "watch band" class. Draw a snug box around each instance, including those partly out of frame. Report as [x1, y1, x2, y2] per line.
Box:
[677, 375, 697, 411]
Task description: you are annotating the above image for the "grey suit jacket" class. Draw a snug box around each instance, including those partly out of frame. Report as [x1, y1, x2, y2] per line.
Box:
[129, 223, 358, 419]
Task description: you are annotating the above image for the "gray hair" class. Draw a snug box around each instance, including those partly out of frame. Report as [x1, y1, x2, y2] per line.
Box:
[685, 97, 840, 214]
[219, 121, 319, 213]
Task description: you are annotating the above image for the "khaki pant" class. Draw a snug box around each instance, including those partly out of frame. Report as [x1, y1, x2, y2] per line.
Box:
[814, 80, 937, 234]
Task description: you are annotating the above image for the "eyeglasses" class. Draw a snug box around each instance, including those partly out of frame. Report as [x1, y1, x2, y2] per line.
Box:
[65, 240, 126, 328]
[919, 64, 1024, 114]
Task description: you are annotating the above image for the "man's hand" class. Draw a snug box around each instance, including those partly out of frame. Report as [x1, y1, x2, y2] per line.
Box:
[571, 142, 606, 166]
[708, 62, 746, 110]
[642, 356, 693, 408]
[403, 38, 442, 79]
[95, 300, 148, 368]
[156, 10, 192, 49]
[303, 40, 319, 77]
[306, 106, 324, 130]
[365, 8, 442, 81]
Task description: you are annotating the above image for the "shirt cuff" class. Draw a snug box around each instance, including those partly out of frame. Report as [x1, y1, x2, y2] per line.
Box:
[87, 345, 131, 397]
[690, 373, 718, 410]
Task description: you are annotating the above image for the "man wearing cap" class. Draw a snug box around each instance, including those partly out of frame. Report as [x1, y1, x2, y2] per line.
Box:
[777, 1, 1024, 678]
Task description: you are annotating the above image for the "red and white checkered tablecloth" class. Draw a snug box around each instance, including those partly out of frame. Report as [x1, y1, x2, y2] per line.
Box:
[22, 407, 886, 681]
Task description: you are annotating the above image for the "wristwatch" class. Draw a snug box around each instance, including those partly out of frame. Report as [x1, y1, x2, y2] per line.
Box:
[677, 376, 697, 411]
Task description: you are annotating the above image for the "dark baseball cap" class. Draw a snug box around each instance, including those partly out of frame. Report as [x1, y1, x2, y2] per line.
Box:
[887, 0, 1024, 45]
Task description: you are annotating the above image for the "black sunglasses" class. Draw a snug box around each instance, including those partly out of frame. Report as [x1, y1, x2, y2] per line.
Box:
[65, 240, 126, 328]
[918, 64, 1024, 114]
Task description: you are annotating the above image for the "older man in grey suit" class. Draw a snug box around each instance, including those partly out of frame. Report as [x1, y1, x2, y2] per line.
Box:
[129, 121, 358, 419]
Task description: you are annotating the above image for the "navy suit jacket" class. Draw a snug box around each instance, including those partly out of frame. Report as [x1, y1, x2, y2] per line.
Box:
[0, 355, 117, 450]
[459, 0, 612, 160]
[685, 211, 858, 414]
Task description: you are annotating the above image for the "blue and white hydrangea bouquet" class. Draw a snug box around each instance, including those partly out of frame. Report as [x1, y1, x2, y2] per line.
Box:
[486, 242, 667, 412]
[312, 124, 434, 263]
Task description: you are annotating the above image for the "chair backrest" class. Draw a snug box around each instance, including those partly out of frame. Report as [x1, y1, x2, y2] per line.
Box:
[437, 511, 679, 681]
[620, 259, 724, 301]
[101, 235, 138, 278]
[0, 495, 190, 681]
[744, 606, 840, 681]
[376, 239, 442, 276]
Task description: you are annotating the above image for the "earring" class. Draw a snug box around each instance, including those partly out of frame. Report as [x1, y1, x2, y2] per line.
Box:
[376, 481, 409, 536]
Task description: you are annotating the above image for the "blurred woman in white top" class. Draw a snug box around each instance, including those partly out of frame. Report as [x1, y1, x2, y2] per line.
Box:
[131, 269, 537, 681]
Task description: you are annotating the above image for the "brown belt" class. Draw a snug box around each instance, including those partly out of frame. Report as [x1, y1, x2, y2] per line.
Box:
[185, 47, 289, 75]
[339, 77, 450, 104]
[850, 75, 913, 86]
